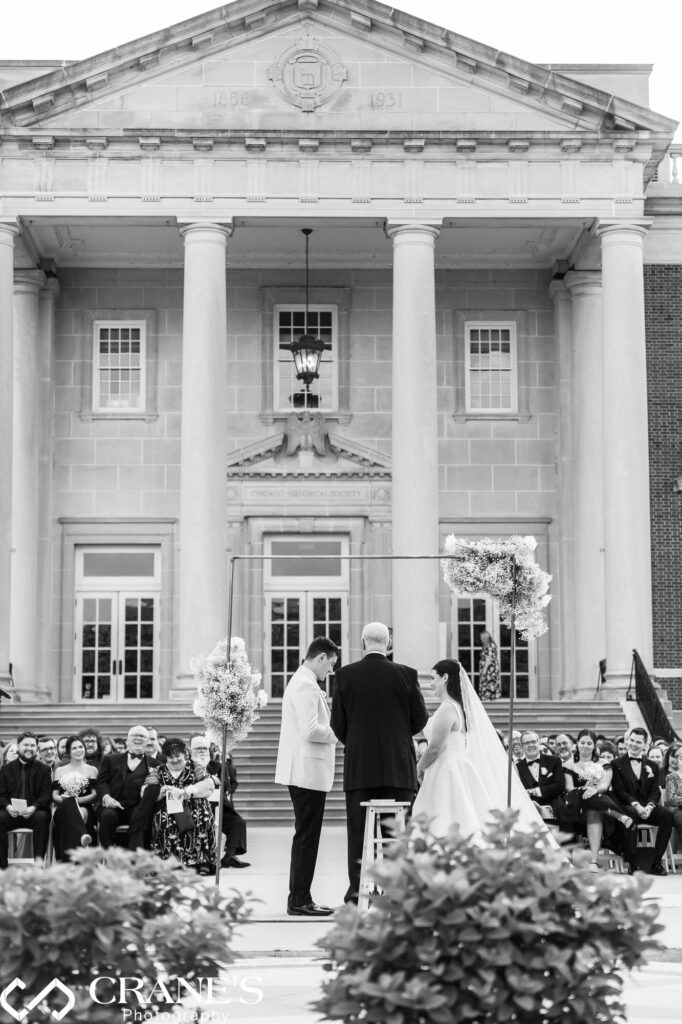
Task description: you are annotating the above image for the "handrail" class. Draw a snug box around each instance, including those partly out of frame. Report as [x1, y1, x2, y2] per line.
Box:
[630, 649, 680, 743]
[654, 143, 682, 185]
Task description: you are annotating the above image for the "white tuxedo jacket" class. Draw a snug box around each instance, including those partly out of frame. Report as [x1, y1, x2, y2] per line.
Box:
[275, 664, 337, 792]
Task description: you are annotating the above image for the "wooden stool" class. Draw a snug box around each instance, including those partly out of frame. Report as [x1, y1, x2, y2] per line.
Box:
[358, 800, 410, 911]
[8, 828, 34, 866]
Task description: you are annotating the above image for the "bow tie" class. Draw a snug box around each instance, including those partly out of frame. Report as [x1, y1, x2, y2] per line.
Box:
[127, 752, 144, 761]
[526, 759, 540, 766]
[629, 757, 642, 763]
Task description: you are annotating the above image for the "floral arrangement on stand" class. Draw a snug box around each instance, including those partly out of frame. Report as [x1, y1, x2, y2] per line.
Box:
[441, 534, 552, 640]
[59, 773, 88, 799]
[192, 637, 268, 750]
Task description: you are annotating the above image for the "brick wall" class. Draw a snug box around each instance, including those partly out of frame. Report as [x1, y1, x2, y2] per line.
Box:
[645, 264, 682, 672]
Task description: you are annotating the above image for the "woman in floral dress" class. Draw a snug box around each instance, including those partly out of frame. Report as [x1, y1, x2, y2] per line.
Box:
[151, 737, 217, 874]
[478, 631, 501, 700]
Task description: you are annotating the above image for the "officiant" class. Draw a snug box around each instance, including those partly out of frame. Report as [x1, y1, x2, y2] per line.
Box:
[0, 731, 52, 868]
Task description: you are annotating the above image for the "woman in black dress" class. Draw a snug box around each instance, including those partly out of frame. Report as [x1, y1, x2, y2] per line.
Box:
[563, 729, 633, 871]
[51, 735, 97, 860]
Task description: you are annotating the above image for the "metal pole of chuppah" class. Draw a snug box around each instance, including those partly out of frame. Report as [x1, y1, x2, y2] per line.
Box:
[213, 552, 524, 887]
[213, 557, 237, 888]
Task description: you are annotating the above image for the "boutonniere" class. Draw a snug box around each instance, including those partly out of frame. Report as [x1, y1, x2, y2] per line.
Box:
[645, 765, 654, 778]
[540, 767, 548, 777]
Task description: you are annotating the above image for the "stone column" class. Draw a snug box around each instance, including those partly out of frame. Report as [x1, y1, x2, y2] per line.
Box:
[565, 271, 606, 696]
[0, 224, 19, 696]
[36, 276, 60, 700]
[597, 221, 653, 690]
[174, 223, 230, 695]
[387, 223, 440, 673]
[10, 269, 46, 700]
[549, 279, 575, 696]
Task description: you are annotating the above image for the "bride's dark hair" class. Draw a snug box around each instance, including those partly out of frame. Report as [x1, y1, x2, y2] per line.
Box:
[431, 659, 467, 731]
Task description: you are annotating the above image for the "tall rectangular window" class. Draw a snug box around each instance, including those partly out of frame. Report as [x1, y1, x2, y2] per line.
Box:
[465, 322, 517, 413]
[274, 305, 337, 413]
[93, 321, 146, 412]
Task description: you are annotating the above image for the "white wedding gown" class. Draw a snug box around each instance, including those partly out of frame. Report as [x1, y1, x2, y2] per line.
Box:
[412, 698, 548, 840]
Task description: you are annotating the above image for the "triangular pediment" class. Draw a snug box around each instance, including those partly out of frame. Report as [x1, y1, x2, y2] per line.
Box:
[0, 0, 675, 140]
[226, 419, 391, 478]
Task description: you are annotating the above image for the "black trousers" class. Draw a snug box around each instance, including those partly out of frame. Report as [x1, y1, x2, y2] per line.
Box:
[96, 784, 159, 850]
[220, 802, 247, 857]
[0, 809, 50, 867]
[287, 785, 326, 909]
[619, 803, 674, 863]
[344, 786, 415, 903]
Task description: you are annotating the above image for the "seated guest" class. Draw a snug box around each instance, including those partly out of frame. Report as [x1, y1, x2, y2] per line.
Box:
[646, 744, 665, 782]
[0, 732, 52, 868]
[152, 738, 216, 875]
[662, 743, 682, 850]
[515, 731, 566, 820]
[190, 734, 250, 869]
[37, 736, 59, 778]
[599, 740, 618, 765]
[0, 743, 18, 767]
[614, 735, 627, 758]
[101, 736, 113, 756]
[563, 729, 634, 872]
[56, 736, 69, 765]
[546, 734, 558, 755]
[145, 727, 162, 760]
[52, 735, 97, 860]
[112, 736, 127, 754]
[554, 733, 575, 764]
[611, 727, 674, 875]
[79, 728, 106, 769]
[95, 726, 161, 849]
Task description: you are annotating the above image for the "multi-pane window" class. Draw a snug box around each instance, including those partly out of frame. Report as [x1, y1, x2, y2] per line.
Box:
[274, 305, 337, 413]
[93, 322, 145, 412]
[465, 322, 517, 413]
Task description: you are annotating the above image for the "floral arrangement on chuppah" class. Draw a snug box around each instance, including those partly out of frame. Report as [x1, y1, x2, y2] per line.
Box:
[192, 637, 268, 750]
[441, 534, 552, 640]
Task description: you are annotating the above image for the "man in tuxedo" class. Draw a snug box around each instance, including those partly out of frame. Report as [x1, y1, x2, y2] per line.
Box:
[275, 636, 339, 916]
[95, 725, 161, 849]
[515, 730, 566, 820]
[0, 731, 52, 868]
[330, 622, 428, 903]
[610, 726, 674, 874]
[190, 733, 250, 870]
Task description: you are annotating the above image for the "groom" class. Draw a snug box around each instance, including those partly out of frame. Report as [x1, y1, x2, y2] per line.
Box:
[330, 622, 428, 903]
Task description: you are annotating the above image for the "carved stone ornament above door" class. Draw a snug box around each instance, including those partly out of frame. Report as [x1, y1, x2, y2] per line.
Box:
[268, 38, 347, 112]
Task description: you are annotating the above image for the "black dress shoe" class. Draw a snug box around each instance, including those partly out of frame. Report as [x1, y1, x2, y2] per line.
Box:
[287, 902, 333, 917]
[649, 858, 667, 876]
[222, 856, 250, 868]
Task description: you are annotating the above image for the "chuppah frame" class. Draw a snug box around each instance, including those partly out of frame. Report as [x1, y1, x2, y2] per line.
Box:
[213, 551, 524, 887]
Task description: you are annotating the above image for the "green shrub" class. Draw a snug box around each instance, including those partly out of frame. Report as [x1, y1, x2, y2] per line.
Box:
[0, 847, 249, 1023]
[316, 810, 663, 1024]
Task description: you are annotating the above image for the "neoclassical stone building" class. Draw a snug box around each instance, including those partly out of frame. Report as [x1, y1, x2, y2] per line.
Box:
[0, 0, 680, 710]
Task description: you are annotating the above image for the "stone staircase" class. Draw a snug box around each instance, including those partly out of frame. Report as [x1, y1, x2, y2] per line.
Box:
[0, 697, 629, 825]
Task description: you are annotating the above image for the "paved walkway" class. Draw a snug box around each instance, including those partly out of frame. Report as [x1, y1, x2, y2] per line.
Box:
[186, 826, 682, 1022]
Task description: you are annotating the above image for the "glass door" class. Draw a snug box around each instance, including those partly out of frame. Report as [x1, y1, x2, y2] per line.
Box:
[265, 591, 347, 698]
[75, 593, 157, 701]
[453, 596, 534, 699]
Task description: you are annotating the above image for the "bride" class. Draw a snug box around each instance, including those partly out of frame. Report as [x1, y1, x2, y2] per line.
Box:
[413, 658, 549, 839]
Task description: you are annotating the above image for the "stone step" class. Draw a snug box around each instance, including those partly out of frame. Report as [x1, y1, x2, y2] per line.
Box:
[0, 697, 629, 826]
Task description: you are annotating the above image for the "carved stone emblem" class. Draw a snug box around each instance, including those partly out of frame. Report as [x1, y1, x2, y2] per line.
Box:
[269, 39, 347, 112]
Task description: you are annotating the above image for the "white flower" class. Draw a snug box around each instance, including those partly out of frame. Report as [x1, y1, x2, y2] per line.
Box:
[192, 637, 264, 750]
[60, 772, 87, 798]
[540, 767, 548, 777]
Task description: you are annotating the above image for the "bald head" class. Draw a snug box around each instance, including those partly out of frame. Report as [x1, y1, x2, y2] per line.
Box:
[361, 622, 390, 653]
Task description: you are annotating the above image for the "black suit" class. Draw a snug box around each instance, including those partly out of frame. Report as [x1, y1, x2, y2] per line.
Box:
[95, 752, 161, 849]
[331, 652, 428, 901]
[207, 757, 247, 859]
[0, 759, 52, 867]
[611, 754, 673, 865]
[515, 754, 566, 818]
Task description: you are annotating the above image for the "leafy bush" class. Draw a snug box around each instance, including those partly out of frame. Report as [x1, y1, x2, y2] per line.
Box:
[316, 811, 663, 1024]
[0, 847, 249, 1023]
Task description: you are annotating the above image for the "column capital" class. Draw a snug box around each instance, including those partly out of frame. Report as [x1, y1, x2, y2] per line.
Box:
[565, 270, 602, 296]
[178, 220, 234, 241]
[385, 221, 441, 242]
[13, 269, 46, 296]
[0, 221, 20, 245]
[596, 219, 652, 241]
